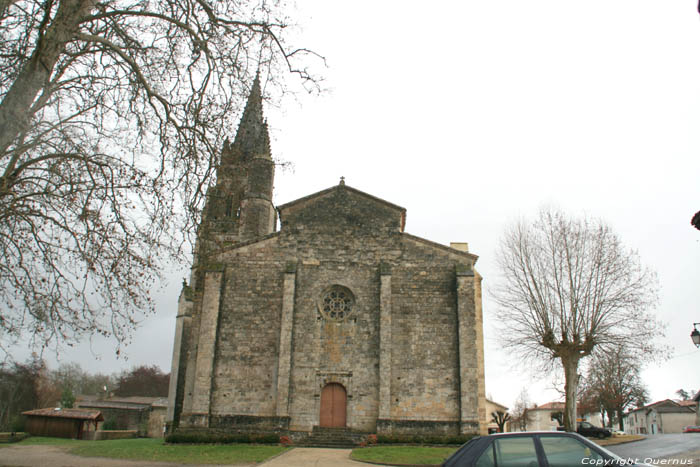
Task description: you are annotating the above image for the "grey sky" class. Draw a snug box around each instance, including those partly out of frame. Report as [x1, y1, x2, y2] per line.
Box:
[20, 1, 700, 409]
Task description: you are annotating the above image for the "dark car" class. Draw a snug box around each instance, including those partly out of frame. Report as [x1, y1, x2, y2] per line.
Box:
[556, 421, 612, 439]
[442, 431, 651, 467]
[577, 421, 612, 439]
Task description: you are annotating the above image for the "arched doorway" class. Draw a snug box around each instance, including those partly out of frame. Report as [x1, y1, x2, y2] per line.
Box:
[320, 383, 347, 427]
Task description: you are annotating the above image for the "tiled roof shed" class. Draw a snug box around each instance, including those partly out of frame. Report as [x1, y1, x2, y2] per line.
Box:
[22, 408, 103, 439]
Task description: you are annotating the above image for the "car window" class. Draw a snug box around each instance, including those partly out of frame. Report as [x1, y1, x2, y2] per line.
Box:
[581, 422, 592, 428]
[475, 437, 540, 467]
[540, 436, 603, 467]
[475, 443, 495, 467]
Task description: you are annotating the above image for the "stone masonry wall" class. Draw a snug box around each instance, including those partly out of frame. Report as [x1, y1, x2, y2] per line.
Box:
[389, 238, 461, 424]
[175, 184, 484, 437]
[211, 237, 285, 417]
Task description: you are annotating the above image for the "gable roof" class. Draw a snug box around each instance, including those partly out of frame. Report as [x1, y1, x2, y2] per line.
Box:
[277, 181, 407, 231]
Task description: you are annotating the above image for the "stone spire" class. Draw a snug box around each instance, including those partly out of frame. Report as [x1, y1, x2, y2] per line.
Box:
[227, 73, 271, 162]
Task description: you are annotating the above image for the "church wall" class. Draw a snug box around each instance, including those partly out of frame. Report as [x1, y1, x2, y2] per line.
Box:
[389, 243, 461, 427]
[209, 241, 285, 420]
[285, 258, 382, 432]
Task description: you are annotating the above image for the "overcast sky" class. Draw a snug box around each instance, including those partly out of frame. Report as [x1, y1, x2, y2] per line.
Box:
[20, 1, 700, 410]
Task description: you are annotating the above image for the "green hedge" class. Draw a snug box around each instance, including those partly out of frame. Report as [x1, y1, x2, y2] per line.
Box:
[0, 432, 29, 443]
[375, 434, 474, 445]
[165, 432, 280, 444]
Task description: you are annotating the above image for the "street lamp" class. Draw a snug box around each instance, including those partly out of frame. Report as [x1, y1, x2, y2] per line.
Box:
[692, 323, 700, 348]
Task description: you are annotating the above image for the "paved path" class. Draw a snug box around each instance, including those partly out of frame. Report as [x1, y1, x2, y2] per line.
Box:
[258, 448, 387, 467]
[607, 433, 700, 461]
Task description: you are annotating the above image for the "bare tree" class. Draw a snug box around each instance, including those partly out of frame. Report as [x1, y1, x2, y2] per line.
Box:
[511, 388, 533, 432]
[0, 357, 43, 430]
[579, 345, 649, 431]
[492, 208, 661, 431]
[114, 364, 169, 397]
[0, 0, 323, 356]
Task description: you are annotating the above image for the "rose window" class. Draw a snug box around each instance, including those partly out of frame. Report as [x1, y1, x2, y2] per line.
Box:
[319, 286, 354, 321]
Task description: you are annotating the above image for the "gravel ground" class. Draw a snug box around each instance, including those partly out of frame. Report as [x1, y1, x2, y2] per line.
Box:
[0, 444, 253, 467]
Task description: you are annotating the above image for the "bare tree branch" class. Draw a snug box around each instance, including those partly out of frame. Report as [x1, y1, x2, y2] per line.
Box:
[0, 0, 323, 357]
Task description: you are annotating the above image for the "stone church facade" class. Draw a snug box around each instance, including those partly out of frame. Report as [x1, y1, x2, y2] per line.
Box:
[166, 77, 487, 437]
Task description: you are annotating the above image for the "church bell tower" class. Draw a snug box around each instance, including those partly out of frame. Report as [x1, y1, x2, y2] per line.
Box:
[201, 74, 276, 245]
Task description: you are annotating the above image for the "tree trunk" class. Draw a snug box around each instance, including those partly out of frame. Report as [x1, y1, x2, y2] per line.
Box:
[617, 409, 624, 431]
[0, 0, 94, 159]
[561, 353, 580, 432]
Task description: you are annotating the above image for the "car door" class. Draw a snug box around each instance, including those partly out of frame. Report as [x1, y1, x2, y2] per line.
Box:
[537, 434, 605, 467]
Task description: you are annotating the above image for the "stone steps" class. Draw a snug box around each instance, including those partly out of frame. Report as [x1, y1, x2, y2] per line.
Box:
[297, 427, 364, 448]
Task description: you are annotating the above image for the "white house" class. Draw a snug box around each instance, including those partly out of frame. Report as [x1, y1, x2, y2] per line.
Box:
[624, 399, 696, 434]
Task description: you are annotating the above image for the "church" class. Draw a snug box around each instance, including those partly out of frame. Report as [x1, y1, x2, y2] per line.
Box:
[166, 76, 487, 440]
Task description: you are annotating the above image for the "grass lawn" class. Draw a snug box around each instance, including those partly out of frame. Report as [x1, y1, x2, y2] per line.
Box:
[14, 437, 288, 464]
[351, 446, 459, 466]
[595, 434, 645, 446]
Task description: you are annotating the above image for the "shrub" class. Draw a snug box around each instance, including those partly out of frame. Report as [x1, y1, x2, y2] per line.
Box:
[102, 415, 117, 430]
[165, 432, 280, 444]
[375, 434, 474, 445]
[10, 415, 25, 433]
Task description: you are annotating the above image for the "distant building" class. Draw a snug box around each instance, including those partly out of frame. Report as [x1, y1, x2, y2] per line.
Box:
[624, 399, 697, 434]
[485, 399, 509, 433]
[523, 402, 565, 431]
[22, 408, 102, 439]
[514, 401, 603, 432]
[77, 396, 168, 437]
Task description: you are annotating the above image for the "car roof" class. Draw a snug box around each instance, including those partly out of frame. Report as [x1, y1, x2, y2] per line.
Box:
[487, 431, 581, 437]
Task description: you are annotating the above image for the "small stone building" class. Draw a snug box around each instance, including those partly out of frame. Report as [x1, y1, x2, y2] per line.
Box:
[78, 396, 168, 437]
[167, 76, 487, 438]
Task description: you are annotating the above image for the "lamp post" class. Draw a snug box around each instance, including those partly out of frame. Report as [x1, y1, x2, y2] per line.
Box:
[692, 323, 700, 348]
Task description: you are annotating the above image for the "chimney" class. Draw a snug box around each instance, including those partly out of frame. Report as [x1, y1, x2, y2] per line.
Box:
[450, 242, 469, 252]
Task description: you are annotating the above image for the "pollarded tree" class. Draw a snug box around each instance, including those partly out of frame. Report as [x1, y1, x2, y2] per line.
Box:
[491, 410, 511, 433]
[0, 0, 322, 356]
[492, 208, 661, 432]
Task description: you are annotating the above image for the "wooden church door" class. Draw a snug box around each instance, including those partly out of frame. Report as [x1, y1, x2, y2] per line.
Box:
[320, 383, 347, 427]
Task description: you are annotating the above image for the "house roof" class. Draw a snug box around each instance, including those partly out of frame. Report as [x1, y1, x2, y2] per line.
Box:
[626, 399, 695, 415]
[77, 396, 164, 411]
[22, 408, 104, 421]
[531, 402, 565, 411]
[486, 398, 509, 412]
